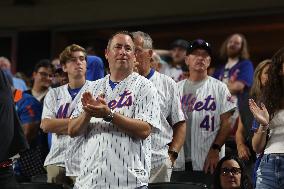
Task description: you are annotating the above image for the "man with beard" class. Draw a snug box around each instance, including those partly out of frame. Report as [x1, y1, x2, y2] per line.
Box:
[213, 33, 255, 176]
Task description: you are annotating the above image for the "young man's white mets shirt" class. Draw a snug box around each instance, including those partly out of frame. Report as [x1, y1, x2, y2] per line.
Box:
[148, 70, 185, 168]
[72, 72, 161, 189]
[177, 76, 236, 170]
[42, 80, 93, 176]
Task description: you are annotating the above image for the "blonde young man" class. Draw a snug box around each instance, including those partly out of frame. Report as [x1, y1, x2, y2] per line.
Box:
[41, 44, 91, 188]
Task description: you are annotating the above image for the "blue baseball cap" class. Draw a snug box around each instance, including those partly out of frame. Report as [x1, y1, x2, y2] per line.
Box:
[187, 39, 212, 56]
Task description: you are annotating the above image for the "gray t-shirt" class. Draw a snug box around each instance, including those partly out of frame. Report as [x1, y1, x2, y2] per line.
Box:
[182, 78, 208, 162]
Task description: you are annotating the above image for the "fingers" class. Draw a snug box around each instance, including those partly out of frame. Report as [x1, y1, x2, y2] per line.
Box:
[260, 103, 267, 111]
[97, 96, 107, 105]
[203, 161, 209, 174]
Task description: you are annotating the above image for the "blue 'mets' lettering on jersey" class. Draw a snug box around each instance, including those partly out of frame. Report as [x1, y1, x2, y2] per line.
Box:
[56, 103, 74, 118]
[181, 94, 216, 112]
[108, 90, 133, 110]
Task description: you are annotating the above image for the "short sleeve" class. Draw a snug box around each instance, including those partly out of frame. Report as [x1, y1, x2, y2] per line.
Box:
[42, 89, 57, 119]
[236, 60, 254, 87]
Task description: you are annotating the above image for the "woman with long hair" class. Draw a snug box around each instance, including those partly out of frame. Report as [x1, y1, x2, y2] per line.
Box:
[213, 155, 252, 189]
[249, 47, 284, 189]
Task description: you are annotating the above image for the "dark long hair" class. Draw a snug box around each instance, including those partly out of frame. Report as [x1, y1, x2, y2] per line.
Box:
[261, 47, 284, 118]
[213, 155, 252, 189]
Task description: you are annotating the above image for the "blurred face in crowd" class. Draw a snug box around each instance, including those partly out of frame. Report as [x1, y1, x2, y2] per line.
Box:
[0, 58, 11, 70]
[227, 34, 242, 58]
[260, 64, 270, 86]
[105, 34, 135, 74]
[220, 159, 242, 189]
[62, 51, 87, 79]
[150, 53, 162, 72]
[133, 35, 152, 75]
[186, 49, 211, 73]
[33, 66, 53, 89]
[171, 47, 187, 64]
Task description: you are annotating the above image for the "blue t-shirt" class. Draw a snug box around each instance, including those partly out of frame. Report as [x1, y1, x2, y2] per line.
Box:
[14, 90, 42, 125]
[213, 59, 254, 138]
[86, 55, 105, 81]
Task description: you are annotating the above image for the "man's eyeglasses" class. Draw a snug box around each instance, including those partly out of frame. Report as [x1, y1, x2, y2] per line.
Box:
[221, 167, 241, 176]
[38, 71, 53, 78]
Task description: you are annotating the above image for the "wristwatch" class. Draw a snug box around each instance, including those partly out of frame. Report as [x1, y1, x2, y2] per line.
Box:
[103, 109, 114, 122]
[168, 150, 179, 160]
[211, 143, 221, 152]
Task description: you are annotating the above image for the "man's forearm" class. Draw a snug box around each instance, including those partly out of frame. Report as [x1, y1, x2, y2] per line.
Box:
[227, 81, 245, 95]
[41, 118, 69, 135]
[169, 121, 186, 152]
[112, 112, 152, 140]
[213, 112, 232, 146]
[235, 118, 246, 147]
[68, 112, 91, 137]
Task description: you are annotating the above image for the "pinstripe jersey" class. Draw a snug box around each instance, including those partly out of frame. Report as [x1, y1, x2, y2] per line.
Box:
[177, 76, 236, 170]
[42, 80, 92, 176]
[72, 72, 161, 189]
[148, 70, 185, 168]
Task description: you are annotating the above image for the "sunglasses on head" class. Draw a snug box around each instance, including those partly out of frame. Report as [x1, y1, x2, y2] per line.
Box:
[221, 167, 241, 176]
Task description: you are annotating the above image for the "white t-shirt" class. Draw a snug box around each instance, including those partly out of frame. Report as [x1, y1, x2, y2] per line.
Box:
[264, 110, 284, 154]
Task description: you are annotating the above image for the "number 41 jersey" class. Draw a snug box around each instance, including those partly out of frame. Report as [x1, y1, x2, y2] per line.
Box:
[177, 76, 236, 170]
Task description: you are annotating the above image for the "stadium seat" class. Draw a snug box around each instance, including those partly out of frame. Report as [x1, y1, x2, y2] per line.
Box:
[19, 182, 63, 189]
[149, 182, 208, 189]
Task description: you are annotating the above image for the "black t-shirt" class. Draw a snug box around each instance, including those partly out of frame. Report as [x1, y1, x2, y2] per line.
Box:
[0, 70, 28, 162]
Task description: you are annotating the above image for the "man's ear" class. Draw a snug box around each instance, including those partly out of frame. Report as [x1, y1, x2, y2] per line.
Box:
[148, 49, 153, 57]
[105, 49, 109, 60]
[185, 56, 189, 66]
[32, 71, 36, 79]
[62, 64, 67, 73]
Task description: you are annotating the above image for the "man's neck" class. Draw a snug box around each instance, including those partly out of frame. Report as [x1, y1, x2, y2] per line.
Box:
[110, 70, 133, 82]
[189, 71, 208, 82]
[140, 68, 151, 77]
[68, 77, 85, 89]
[32, 84, 47, 94]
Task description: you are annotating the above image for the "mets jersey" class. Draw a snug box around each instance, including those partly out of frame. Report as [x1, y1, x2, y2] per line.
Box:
[177, 76, 236, 170]
[72, 72, 161, 189]
[147, 69, 185, 168]
[42, 80, 92, 176]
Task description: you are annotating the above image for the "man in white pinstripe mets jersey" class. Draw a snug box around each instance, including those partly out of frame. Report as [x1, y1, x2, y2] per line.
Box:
[68, 31, 161, 189]
[132, 31, 186, 183]
[41, 44, 93, 188]
[177, 39, 236, 177]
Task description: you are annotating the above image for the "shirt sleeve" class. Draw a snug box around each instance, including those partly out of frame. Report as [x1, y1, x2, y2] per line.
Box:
[42, 89, 57, 119]
[18, 96, 42, 125]
[220, 83, 237, 114]
[168, 79, 185, 126]
[236, 60, 254, 87]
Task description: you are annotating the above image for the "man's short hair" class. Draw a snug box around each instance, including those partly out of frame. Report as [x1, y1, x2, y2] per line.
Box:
[131, 31, 153, 49]
[59, 44, 87, 65]
[171, 39, 190, 50]
[107, 31, 134, 50]
[33, 59, 53, 72]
